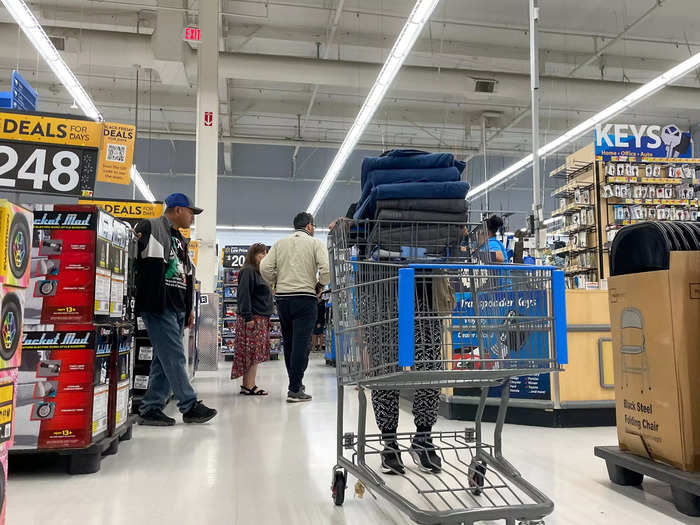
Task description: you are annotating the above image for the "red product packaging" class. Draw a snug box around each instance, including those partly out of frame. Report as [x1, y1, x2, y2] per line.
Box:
[16, 327, 113, 450]
[25, 205, 115, 326]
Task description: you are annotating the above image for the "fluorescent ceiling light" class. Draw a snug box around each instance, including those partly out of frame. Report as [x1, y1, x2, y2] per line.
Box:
[131, 165, 155, 202]
[1, 0, 102, 121]
[543, 217, 563, 225]
[469, 50, 700, 200]
[306, 0, 440, 215]
[217, 225, 330, 232]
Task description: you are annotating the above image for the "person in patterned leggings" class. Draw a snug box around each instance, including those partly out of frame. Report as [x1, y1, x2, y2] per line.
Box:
[360, 263, 444, 475]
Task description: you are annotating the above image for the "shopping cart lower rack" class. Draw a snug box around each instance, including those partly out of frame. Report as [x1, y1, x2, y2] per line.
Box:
[328, 221, 567, 525]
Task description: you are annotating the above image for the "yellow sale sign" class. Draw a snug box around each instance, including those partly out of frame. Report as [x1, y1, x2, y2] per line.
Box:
[0, 111, 100, 147]
[97, 122, 136, 185]
[78, 198, 163, 220]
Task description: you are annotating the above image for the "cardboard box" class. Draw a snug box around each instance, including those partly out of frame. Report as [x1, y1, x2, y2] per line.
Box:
[608, 252, 700, 471]
[15, 327, 113, 450]
[0, 201, 32, 289]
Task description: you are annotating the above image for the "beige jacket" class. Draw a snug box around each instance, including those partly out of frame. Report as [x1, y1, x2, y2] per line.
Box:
[260, 230, 330, 297]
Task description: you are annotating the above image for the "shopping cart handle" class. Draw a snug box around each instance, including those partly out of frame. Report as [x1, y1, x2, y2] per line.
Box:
[398, 267, 415, 367]
[409, 263, 560, 271]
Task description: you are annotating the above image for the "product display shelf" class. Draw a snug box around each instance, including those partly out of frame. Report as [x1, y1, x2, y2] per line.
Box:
[220, 269, 238, 361]
[548, 145, 600, 288]
[548, 143, 700, 289]
[269, 314, 282, 361]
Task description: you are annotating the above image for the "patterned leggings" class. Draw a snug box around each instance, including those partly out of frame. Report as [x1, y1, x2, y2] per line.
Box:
[361, 263, 442, 433]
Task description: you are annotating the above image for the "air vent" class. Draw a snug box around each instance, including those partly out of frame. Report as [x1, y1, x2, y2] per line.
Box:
[49, 36, 65, 51]
[474, 79, 496, 93]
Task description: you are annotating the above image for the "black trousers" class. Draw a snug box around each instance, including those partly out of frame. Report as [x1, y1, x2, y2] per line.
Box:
[277, 296, 318, 392]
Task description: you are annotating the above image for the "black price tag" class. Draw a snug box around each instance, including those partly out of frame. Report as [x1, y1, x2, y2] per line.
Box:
[0, 141, 97, 196]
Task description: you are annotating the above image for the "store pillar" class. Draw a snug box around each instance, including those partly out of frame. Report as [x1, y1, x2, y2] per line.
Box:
[194, 0, 220, 293]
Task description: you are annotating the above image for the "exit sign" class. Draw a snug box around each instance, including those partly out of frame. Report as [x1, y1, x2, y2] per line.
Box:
[184, 26, 201, 42]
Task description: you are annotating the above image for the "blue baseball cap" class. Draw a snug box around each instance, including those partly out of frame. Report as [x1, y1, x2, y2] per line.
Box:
[164, 193, 203, 214]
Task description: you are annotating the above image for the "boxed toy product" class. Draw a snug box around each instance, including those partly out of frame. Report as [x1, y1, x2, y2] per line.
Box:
[25, 205, 116, 326]
[15, 326, 113, 449]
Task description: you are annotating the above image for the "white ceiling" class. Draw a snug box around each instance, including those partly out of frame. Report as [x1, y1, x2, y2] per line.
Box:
[1, 0, 700, 159]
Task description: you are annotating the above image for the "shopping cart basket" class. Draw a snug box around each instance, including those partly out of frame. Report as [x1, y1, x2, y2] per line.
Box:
[328, 219, 567, 525]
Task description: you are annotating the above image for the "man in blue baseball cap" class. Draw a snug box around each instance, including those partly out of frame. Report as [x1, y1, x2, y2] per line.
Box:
[134, 193, 217, 426]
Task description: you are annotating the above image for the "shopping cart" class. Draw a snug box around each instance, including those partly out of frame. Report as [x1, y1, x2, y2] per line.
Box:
[328, 219, 567, 525]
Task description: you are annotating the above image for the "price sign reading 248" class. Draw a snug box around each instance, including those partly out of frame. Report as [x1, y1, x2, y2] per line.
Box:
[0, 142, 97, 196]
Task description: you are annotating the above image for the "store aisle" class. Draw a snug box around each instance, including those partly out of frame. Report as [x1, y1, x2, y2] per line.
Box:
[7, 357, 698, 525]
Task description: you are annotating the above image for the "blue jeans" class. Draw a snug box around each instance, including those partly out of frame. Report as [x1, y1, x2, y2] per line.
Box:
[139, 306, 197, 414]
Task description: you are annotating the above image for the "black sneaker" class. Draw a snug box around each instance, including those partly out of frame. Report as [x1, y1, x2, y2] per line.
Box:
[287, 390, 312, 403]
[182, 401, 217, 424]
[137, 409, 176, 426]
[380, 440, 405, 475]
[410, 435, 442, 473]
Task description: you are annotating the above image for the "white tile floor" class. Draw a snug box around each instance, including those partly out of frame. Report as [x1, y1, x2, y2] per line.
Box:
[7, 356, 699, 525]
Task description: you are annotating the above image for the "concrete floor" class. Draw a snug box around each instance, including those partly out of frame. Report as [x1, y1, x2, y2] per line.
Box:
[7, 356, 699, 525]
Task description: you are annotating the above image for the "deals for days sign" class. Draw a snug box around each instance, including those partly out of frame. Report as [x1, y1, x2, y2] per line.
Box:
[0, 110, 100, 197]
[78, 198, 164, 226]
[97, 122, 135, 185]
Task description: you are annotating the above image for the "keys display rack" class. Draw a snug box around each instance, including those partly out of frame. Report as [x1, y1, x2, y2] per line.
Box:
[549, 143, 700, 287]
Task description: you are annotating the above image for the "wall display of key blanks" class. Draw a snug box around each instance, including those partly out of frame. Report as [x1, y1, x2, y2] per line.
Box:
[550, 145, 600, 286]
[602, 158, 699, 226]
[549, 144, 700, 287]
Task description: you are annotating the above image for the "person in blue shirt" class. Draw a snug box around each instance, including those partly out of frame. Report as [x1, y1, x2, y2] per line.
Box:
[485, 215, 508, 263]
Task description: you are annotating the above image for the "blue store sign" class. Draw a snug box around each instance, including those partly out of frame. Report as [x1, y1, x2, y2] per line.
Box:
[451, 289, 552, 400]
[595, 123, 693, 160]
[0, 71, 38, 111]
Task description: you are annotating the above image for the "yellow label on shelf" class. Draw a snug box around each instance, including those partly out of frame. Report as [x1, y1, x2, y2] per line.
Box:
[0, 405, 12, 426]
[0, 383, 14, 405]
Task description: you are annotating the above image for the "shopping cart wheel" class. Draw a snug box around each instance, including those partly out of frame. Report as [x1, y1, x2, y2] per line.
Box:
[468, 459, 487, 496]
[605, 461, 643, 486]
[331, 469, 347, 506]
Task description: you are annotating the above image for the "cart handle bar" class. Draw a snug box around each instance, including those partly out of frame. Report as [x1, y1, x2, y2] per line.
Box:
[409, 263, 560, 271]
[397, 267, 568, 367]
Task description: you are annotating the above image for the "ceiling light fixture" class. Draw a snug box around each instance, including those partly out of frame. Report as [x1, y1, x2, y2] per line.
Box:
[468, 50, 700, 200]
[1, 0, 102, 121]
[306, 0, 441, 215]
[131, 165, 155, 202]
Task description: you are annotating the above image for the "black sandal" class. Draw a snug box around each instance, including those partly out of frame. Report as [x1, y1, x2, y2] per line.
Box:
[241, 385, 268, 396]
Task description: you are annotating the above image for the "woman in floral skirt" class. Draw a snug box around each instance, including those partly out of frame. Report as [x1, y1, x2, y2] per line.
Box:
[231, 243, 274, 395]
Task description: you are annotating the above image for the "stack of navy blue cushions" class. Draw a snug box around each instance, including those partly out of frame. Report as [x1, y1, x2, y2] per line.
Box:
[353, 149, 470, 221]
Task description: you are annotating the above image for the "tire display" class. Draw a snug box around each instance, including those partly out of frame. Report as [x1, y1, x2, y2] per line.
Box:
[8, 214, 30, 280]
[0, 295, 20, 361]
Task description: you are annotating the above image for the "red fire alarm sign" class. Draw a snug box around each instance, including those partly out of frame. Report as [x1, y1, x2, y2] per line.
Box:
[204, 112, 213, 127]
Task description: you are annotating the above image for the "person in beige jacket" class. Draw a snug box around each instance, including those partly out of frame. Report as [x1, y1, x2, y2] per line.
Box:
[260, 212, 330, 402]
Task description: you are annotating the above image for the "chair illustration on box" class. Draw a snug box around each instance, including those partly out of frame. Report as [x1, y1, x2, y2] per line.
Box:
[620, 308, 651, 393]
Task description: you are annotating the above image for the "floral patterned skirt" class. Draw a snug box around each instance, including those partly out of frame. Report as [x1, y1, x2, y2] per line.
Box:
[231, 315, 271, 380]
